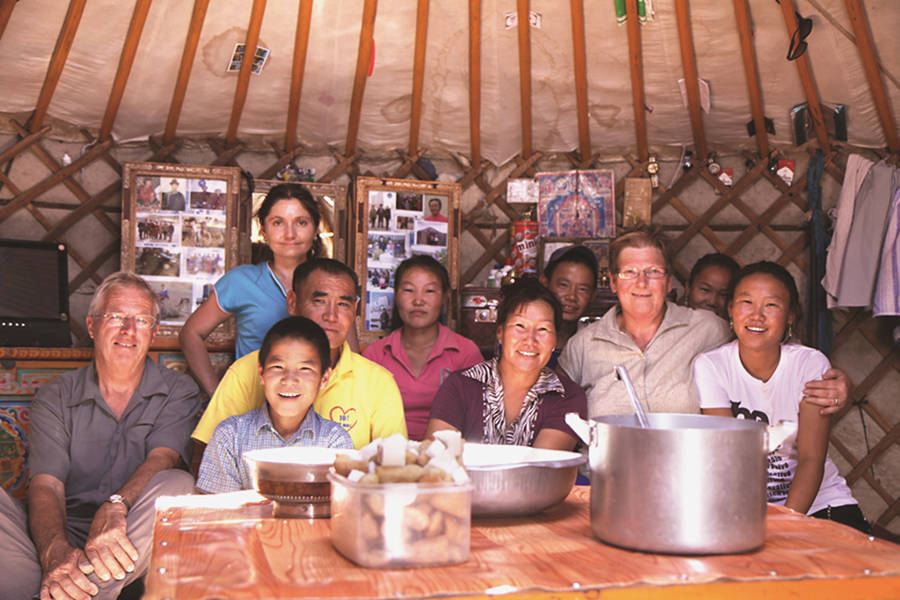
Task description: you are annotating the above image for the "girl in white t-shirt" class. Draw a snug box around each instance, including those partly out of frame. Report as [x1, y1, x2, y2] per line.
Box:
[694, 261, 868, 533]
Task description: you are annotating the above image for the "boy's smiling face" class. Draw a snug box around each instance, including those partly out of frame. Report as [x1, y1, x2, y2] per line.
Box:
[259, 337, 331, 435]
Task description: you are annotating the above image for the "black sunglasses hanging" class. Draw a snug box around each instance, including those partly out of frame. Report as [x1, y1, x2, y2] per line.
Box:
[787, 11, 813, 61]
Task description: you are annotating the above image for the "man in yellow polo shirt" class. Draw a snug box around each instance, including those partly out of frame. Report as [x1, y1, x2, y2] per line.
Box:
[193, 259, 406, 450]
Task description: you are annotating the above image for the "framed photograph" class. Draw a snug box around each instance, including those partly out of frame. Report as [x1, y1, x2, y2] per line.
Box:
[537, 170, 615, 239]
[250, 179, 349, 264]
[354, 176, 461, 345]
[121, 162, 242, 348]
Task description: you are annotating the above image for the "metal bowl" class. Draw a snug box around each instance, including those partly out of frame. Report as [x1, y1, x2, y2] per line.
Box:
[243, 447, 358, 518]
[462, 443, 586, 517]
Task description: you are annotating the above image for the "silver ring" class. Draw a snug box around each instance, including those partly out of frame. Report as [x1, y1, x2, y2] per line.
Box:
[833, 397, 839, 407]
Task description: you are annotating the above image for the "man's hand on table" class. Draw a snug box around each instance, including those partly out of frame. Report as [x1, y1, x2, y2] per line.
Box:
[39, 540, 97, 600]
[82, 502, 139, 586]
[803, 368, 851, 416]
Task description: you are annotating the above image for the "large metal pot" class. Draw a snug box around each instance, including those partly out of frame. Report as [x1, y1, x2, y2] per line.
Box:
[565, 413, 794, 555]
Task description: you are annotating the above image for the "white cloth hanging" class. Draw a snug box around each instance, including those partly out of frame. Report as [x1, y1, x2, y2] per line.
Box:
[831, 160, 899, 308]
[822, 154, 873, 309]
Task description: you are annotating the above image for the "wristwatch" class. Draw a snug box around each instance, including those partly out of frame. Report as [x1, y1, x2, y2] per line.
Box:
[106, 494, 131, 511]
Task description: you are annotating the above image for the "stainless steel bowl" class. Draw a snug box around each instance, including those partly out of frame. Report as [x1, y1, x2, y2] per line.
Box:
[462, 443, 586, 517]
[243, 447, 357, 518]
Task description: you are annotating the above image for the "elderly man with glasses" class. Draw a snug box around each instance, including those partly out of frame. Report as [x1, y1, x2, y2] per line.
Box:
[0, 272, 202, 600]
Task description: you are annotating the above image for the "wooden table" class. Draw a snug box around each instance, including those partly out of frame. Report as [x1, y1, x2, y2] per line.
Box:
[145, 487, 900, 599]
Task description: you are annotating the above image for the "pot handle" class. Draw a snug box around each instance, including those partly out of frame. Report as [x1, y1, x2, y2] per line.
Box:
[565, 412, 593, 445]
[765, 420, 797, 453]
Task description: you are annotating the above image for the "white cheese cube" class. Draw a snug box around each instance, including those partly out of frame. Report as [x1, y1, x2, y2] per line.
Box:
[433, 430, 463, 457]
[379, 433, 408, 467]
[425, 439, 446, 458]
[359, 439, 381, 462]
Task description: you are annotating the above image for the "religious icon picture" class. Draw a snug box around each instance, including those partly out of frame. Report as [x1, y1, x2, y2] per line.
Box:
[537, 170, 615, 239]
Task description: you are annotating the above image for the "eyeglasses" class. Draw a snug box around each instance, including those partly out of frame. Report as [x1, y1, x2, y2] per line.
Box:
[94, 312, 157, 329]
[787, 12, 812, 61]
[616, 266, 668, 280]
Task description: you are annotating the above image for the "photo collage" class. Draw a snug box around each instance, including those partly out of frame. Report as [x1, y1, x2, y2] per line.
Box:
[365, 190, 449, 332]
[133, 176, 228, 325]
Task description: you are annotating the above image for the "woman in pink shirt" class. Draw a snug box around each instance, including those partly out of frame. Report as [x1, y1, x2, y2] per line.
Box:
[363, 256, 483, 440]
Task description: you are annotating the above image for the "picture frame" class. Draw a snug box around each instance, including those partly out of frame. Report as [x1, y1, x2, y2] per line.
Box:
[250, 179, 350, 265]
[536, 170, 615, 239]
[354, 176, 461, 345]
[121, 162, 243, 349]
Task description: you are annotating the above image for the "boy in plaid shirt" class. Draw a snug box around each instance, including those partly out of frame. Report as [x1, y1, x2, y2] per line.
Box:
[197, 317, 352, 493]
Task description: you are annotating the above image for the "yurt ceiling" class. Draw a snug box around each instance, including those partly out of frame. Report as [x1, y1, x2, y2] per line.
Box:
[1, 0, 898, 165]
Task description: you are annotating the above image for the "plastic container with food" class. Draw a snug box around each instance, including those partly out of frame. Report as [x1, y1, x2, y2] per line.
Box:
[328, 470, 472, 568]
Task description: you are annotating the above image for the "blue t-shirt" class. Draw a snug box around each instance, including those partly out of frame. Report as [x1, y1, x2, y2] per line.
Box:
[214, 262, 290, 358]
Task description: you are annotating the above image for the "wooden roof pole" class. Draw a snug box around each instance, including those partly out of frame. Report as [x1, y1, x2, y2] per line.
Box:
[569, 0, 591, 163]
[777, 0, 830, 153]
[407, 0, 429, 157]
[732, 0, 769, 157]
[163, 0, 211, 145]
[0, 0, 17, 42]
[225, 0, 267, 147]
[468, 0, 482, 166]
[98, 0, 153, 142]
[345, 0, 378, 156]
[674, 0, 707, 161]
[625, 0, 649, 162]
[29, 0, 88, 133]
[516, 0, 533, 159]
[284, 0, 314, 152]
[843, 0, 900, 153]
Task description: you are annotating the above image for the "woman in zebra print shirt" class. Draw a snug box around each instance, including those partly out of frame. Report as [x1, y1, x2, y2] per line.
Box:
[425, 277, 587, 450]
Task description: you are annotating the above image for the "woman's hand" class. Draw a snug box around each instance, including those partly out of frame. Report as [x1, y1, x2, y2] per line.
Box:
[802, 368, 850, 416]
[179, 290, 231, 397]
[423, 418, 458, 441]
[532, 429, 579, 451]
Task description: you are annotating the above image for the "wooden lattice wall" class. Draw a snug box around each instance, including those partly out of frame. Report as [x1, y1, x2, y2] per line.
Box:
[0, 126, 897, 538]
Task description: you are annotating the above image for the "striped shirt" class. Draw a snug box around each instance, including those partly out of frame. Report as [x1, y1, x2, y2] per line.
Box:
[196, 404, 353, 493]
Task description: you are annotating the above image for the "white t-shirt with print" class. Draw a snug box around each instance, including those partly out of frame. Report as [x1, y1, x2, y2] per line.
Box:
[693, 340, 856, 515]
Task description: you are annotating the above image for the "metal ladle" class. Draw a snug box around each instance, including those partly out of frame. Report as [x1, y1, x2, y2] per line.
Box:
[614, 364, 650, 428]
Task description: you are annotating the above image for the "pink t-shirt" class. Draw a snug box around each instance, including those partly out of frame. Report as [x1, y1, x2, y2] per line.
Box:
[362, 325, 484, 440]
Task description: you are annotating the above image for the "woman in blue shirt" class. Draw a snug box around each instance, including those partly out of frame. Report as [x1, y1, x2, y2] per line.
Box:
[180, 183, 323, 397]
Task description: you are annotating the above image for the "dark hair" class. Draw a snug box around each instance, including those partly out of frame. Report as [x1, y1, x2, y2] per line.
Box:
[688, 253, 740, 286]
[389, 256, 450, 330]
[429, 197, 442, 206]
[258, 316, 331, 373]
[609, 223, 671, 273]
[497, 276, 563, 334]
[291, 257, 360, 297]
[544, 245, 598, 288]
[256, 183, 323, 261]
[727, 260, 802, 325]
